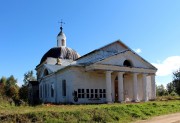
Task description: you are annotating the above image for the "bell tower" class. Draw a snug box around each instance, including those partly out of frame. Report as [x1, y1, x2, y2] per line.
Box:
[57, 20, 66, 47]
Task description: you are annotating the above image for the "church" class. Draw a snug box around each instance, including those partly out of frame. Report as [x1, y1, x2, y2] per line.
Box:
[35, 25, 157, 104]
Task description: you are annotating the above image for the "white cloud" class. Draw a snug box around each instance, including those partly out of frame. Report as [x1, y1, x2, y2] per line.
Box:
[134, 48, 142, 53]
[152, 56, 180, 76]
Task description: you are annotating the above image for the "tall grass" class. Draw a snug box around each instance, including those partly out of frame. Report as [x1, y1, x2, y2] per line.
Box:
[0, 100, 180, 123]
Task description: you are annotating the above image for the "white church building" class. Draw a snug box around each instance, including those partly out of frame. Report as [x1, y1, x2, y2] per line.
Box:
[36, 25, 157, 104]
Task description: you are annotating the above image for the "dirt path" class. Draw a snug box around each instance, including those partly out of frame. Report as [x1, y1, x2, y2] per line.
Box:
[135, 113, 180, 123]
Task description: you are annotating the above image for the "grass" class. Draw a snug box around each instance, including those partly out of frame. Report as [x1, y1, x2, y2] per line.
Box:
[0, 99, 180, 122]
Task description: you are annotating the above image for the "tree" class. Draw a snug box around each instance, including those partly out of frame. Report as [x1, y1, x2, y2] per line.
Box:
[23, 70, 36, 86]
[172, 68, 180, 95]
[5, 75, 19, 99]
[156, 84, 168, 96]
[19, 85, 28, 102]
[167, 82, 175, 94]
[19, 70, 36, 102]
[0, 76, 7, 96]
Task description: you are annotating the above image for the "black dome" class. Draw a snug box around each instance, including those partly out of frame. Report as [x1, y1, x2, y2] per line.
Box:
[40, 47, 80, 64]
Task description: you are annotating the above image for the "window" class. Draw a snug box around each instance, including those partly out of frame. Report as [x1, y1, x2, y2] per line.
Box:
[48, 84, 50, 97]
[40, 85, 42, 98]
[82, 89, 85, 98]
[61, 39, 65, 46]
[91, 89, 94, 98]
[44, 69, 49, 76]
[51, 83, 54, 97]
[95, 89, 98, 98]
[78, 89, 81, 98]
[86, 89, 89, 98]
[99, 89, 102, 98]
[103, 89, 106, 98]
[78, 89, 85, 98]
[77, 89, 86, 98]
[62, 80, 66, 96]
[77, 89, 106, 99]
[123, 60, 132, 67]
[45, 84, 47, 98]
[43, 84, 45, 98]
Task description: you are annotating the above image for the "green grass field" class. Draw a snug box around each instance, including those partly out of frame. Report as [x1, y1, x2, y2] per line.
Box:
[0, 99, 180, 123]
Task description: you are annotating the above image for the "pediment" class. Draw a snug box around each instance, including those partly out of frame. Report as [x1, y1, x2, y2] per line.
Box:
[76, 40, 130, 64]
[95, 50, 157, 70]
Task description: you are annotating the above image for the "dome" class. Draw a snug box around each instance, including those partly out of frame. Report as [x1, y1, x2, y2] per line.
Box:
[40, 46, 80, 64]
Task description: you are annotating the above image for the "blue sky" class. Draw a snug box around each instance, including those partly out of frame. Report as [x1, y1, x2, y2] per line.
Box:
[0, 0, 180, 87]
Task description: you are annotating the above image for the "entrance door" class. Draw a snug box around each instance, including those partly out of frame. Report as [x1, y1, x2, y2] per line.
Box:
[114, 80, 118, 102]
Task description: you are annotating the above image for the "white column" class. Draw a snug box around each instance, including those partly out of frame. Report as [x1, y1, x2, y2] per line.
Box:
[143, 74, 148, 101]
[106, 71, 112, 103]
[151, 74, 156, 100]
[118, 72, 124, 102]
[133, 73, 139, 102]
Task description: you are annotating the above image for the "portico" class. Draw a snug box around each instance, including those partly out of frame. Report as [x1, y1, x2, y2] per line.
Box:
[86, 63, 156, 103]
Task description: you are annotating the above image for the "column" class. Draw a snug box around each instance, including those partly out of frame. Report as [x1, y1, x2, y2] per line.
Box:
[106, 71, 112, 103]
[143, 74, 148, 101]
[151, 74, 156, 100]
[118, 72, 124, 102]
[133, 73, 139, 102]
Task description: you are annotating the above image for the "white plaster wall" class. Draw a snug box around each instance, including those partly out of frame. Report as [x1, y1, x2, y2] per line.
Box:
[77, 42, 128, 64]
[55, 69, 74, 103]
[70, 67, 107, 104]
[39, 66, 154, 104]
[97, 51, 152, 69]
[39, 74, 56, 103]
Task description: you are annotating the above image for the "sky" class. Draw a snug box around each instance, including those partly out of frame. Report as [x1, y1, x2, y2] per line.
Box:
[0, 0, 180, 87]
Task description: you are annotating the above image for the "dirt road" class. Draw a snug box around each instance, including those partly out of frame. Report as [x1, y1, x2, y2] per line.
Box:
[135, 113, 180, 123]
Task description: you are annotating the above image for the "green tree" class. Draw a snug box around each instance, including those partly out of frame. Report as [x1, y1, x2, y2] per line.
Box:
[167, 82, 175, 94]
[23, 71, 36, 86]
[5, 75, 19, 99]
[172, 68, 180, 95]
[156, 84, 168, 96]
[19, 85, 28, 102]
[19, 70, 36, 102]
[0, 76, 7, 96]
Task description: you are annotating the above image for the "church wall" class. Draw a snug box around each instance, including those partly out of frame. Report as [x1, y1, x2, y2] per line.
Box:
[97, 51, 151, 69]
[55, 69, 74, 104]
[77, 42, 128, 65]
[69, 67, 107, 104]
[39, 74, 56, 103]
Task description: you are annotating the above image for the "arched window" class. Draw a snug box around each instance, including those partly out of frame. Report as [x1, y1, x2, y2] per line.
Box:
[123, 60, 132, 67]
[51, 83, 54, 97]
[61, 39, 65, 46]
[44, 69, 49, 76]
[40, 85, 42, 98]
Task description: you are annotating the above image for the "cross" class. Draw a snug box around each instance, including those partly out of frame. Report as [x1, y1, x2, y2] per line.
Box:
[58, 19, 65, 28]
